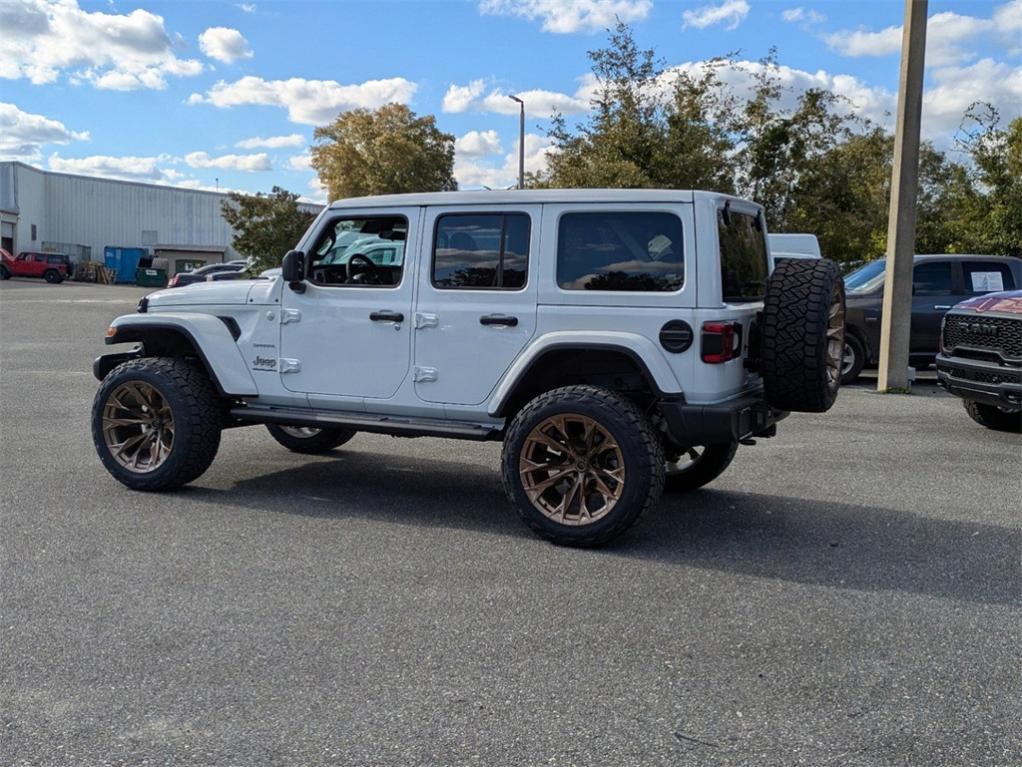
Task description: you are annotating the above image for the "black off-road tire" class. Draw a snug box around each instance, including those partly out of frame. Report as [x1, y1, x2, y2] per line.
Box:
[0, 265, 10, 280]
[841, 333, 866, 385]
[265, 424, 355, 453]
[963, 400, 1021, 433]
[43, 269, 62, 284]
[761, 258, 845, 413]
[664, 442, 738, 492]
[91, 357, 222, 490]
[501, 385, 665, 548]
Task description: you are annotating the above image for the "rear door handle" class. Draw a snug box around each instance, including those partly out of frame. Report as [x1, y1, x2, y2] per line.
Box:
[370, 310, 404, 323]
[480, 314, 519, 327]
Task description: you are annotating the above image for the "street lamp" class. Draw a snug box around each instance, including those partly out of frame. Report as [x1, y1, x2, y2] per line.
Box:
[508, 95, 525, 190]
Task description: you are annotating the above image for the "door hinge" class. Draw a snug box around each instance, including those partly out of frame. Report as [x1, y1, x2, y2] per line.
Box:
[279, 358, 301, 373]
[414, 312, 439, 329]
[413, 366, 438, 383]
[281, 309, 301, 324]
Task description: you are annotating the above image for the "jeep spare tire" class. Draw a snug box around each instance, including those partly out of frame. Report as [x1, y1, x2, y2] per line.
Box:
[760, 258, 845, 413]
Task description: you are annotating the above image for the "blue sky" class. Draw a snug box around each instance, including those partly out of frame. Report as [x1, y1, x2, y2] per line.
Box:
[2, 0, 1020, 201]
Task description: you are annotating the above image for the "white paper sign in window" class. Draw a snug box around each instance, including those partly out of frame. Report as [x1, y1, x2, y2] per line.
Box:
[971, 271, 1004, 292]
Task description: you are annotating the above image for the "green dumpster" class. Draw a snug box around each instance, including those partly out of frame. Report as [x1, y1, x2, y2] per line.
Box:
[135, 267, 167, 287]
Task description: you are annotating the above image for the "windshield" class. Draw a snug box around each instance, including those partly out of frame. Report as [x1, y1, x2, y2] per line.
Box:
[845, 259, 886, 293]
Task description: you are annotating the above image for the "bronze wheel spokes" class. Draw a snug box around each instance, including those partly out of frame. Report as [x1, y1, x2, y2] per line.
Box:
[825, 289, 845, 387]
[519, 413, 625, 526]
[102, 381, 175, 473]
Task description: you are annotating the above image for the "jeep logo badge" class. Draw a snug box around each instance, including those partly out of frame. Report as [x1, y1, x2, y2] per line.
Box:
[253, 355, 277, 370]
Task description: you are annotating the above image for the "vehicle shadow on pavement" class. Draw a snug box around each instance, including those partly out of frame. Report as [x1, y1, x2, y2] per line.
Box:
[185, 451, 1019, 608]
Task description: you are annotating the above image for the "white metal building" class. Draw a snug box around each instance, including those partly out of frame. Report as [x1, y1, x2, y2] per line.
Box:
[0, 162, 321, 275]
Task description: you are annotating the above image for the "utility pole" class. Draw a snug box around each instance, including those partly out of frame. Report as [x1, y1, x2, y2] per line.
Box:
[877, 0, 928, 392]
[509, 95, 525, 189]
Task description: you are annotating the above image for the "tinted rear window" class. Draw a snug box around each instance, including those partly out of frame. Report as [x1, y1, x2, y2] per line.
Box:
[556, 212, 684, 291]
[718, 209, 768, 303]
[433, 213, 530, 289]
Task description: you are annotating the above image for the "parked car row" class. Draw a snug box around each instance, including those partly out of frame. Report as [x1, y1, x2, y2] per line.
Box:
[842, 254, 1020, 383]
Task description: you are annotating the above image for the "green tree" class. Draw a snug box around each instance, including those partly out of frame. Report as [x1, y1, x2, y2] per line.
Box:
[544, 22, 665, 188]
[948, 108, 1022, 258]
[220, 186, 316, 272]
[541, 22, 1016, 267]
[311, 103, 456, 200]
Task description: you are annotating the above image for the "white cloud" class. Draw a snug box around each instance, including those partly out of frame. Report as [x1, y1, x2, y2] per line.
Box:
[287, 152, 312, 171]
[305, 176, 328, 204]
[0, 102, 90, 161]
[781, 7, 825, 25]
[184, 151, 272, 172]
[682, 0, 750, 31]
[199, 27, 253, 63]
[443, 79, 487, 113]
[455, 133, 556, 188]
[237, 3, 256, 12]
[0, 0, 204, 90]
[478, 0, 652, 34]
[236, 134, 305, 149]
[188, 75, 418, 125]
[662, 56, 1022, 148]
[48, 152, 167, 181]
[443, 81, 589, 116]
[825, 10, 1007, 67]
[924, 58, 1022, 139]
[994, 0, 1022, 54]
[455, 130, 503, 157]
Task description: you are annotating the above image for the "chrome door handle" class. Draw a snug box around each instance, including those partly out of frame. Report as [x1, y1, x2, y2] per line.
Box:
[933, 305, 952, 310]
[480, 314, 519, 327]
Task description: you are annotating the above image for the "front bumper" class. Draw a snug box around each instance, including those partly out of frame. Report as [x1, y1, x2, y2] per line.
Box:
[935, 353, 1022, 409]
[660, 393, 788, 446]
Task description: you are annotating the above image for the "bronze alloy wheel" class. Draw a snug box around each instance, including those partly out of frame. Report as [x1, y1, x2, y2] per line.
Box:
[825, 287, 845, 388]
[102, 381, 175, 473]
[519, 413, 625, 526]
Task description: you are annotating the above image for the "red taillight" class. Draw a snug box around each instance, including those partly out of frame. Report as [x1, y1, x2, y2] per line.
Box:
[701, 321, 741, 364]
[168, 274, 179, 287]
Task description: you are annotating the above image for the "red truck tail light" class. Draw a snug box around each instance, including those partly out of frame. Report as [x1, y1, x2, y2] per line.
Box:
[701, 321, 741, 364]
[168, 274, 180, 287]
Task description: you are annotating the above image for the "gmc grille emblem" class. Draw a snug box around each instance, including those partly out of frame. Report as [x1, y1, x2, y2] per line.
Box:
[967, 323, 1000, 337]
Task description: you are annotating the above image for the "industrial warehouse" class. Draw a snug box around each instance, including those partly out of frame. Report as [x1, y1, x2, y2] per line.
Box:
[0, 161, 320, 284]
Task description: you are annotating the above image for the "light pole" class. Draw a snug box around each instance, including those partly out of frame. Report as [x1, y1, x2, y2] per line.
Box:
[509, 95, 525, 190]
[877, 0, 928, 392]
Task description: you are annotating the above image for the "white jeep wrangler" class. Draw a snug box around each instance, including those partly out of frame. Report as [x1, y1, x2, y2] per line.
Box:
[92, 190, 845, 547]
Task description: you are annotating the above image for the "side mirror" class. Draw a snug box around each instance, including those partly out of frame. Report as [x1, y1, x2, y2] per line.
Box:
[281, 250, 305, 292]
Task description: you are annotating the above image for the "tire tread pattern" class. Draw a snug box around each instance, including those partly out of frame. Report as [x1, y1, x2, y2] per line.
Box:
[963, 400, 1022, 433]
[91, 357, 221, 490]
[501, 385, 664, 547]
[760, 258, 844, 413]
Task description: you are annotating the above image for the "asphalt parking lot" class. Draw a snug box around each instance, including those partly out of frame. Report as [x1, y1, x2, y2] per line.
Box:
[1, 279, 1019, 767]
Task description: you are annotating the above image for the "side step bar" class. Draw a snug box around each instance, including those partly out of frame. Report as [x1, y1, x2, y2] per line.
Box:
[229, 405, 502, 441]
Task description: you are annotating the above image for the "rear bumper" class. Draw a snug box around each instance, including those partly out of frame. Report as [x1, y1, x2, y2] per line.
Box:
[935, 353, 1022, 410]
[660, 393, 787, 446]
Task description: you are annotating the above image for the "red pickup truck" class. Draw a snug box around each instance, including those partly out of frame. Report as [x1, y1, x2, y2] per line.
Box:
[0, 248, 72, 283]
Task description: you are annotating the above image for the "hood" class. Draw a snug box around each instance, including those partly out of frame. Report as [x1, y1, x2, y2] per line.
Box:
[953, 289, 1022, 316]
[145, 280, 255, 308]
